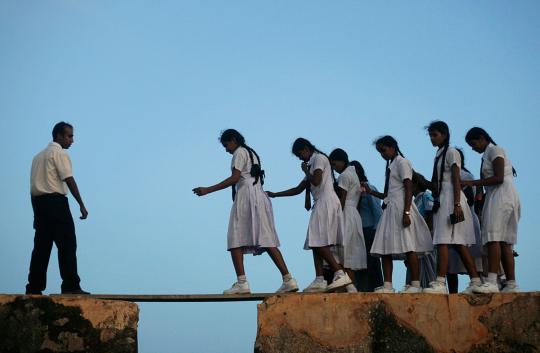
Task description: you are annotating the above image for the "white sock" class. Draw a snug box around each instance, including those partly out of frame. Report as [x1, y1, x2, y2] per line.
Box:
[411, 280, 421, 288]
[315, 276, 325, 283]
[237, 275, 247, 284]
[383, 281, 393, 289]
[506, 280, 517, 287]
[471, 277, 481, 285]
[282, 273, 292, 281]
[436, 276, 446, 284]
[487, 272, 498, 285]
[334, 269, 345, 278]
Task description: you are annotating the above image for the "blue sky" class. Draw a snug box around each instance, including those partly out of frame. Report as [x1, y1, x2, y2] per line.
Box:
[1, 1, 539, 352]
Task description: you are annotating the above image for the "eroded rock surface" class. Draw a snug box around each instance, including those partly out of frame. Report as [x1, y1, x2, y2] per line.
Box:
[0, 295, 138, 353]
[255, 292, 540, 353]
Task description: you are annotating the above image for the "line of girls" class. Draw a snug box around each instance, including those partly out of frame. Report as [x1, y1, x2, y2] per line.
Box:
[193, 120, 520, 295]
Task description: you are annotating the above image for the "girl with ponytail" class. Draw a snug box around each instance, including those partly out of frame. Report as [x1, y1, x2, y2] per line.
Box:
[423, 121, 482, 294]
[328, 148, 368, 293]
[363, 136, 433, 293]
[267, 138, 352, 292]
[463, 127, 521, 293]
[445, 148, 484, 293]
[193, 129, 298, 294]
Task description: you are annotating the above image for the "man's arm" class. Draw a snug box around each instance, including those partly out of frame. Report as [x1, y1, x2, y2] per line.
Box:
[65, 177, 88, 219]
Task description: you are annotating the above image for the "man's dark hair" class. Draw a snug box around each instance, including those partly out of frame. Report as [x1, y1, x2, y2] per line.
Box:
[52, 122, 73, 139]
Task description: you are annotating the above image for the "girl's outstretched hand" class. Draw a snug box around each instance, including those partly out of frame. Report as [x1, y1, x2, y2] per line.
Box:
[192, 187, 209, 196]
[266, 191, 276, 198]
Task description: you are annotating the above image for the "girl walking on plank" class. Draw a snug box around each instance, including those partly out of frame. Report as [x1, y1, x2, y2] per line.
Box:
[350, 160, 384, 292]
[328, 148, 368, 293]
[446, 148, 484, 293]
[464, 127, 521, 293]
[422, 121, 482, 294]
[363, 136, 433, 293]
[193, 129, 298, 295]
[266, 138, 351, 293]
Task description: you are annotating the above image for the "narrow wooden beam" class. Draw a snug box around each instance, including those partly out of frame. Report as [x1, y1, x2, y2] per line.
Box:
[50, 293, 289, 302]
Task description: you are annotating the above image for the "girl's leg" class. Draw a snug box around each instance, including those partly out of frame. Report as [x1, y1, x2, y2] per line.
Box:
[405, 252, 420, 282]
[482, 255, 489, 277]
[487, 241, 502, 274]
[265, 247, 289, 276]
[455, 245, 480, 279]
[344, 268, 355, 283]
[313, 246, 342, 273]
[436, 244, 449, 278]
[447, 274, 458, 293]
[500, 243, 516, 281]
[381, 255, 393, 283]
[312, 250, 324, 277]
[230, 247, 245, 276]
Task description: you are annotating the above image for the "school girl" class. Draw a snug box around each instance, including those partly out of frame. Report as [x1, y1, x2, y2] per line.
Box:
[409, 178, 437, 288]
[266, 138, 351, 292]
[464, 127, 521, 293]
[328, 149, 368, 293]
[363, 136, 433, 293]
[350, 160, 384, 292]
[422, 121, 482, 294]
[193, 129, 298, 294]
[446, 148, 484, 293]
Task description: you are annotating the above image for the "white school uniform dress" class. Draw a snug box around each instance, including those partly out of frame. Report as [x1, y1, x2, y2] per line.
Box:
[227, 146, 280, 254]
[371, 156, 433, 258]
[480, 143, 520, 245]
[334, 166, 367, 270]
[447, 169, 484, 274]
[304, 152, 344, 250]
[432, 147, 475, 246]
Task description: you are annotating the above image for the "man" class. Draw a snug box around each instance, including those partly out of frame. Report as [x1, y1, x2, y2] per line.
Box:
[25, 122, 90, 295]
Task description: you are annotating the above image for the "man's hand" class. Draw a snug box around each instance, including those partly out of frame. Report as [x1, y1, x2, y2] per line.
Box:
[80, 205, 88, 220]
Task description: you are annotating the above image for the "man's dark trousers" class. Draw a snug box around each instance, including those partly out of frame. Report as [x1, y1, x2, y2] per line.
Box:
[26, 194, 81, 292]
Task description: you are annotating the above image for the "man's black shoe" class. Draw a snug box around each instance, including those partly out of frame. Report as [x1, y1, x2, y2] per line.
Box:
[25, 290, 42, 295]
[61, 289, 91, 295]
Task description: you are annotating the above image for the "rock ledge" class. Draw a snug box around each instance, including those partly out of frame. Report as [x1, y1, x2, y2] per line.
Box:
[255, 292, 540, 353]
[0, 295, 138, 353]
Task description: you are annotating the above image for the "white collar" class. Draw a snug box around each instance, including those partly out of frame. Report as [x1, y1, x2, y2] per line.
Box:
[48, 142, 62, 149]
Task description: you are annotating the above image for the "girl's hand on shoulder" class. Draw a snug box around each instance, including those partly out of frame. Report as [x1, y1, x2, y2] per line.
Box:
[402, 213, 411, 227]
[192, 187, 209, 196]
[461, 180, 473, 187]
[361, 182, 371, 195]
[266, 191, 276, 198]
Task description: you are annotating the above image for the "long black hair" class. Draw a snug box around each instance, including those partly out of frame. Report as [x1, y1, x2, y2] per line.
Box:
[456, 147, 471, 174]
[465, 127, 517, 176]
[220, 129, 265, 185]
[350, 160, 368, 182]
[427, 120, 451, 196]
[373, 135, 404, 168]
[328, 148, 349, 164]
[373, 135, 404, 204]
[292, 137, 335, 183]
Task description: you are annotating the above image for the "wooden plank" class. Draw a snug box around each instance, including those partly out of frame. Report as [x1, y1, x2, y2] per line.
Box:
[50, 293, 293, 302]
